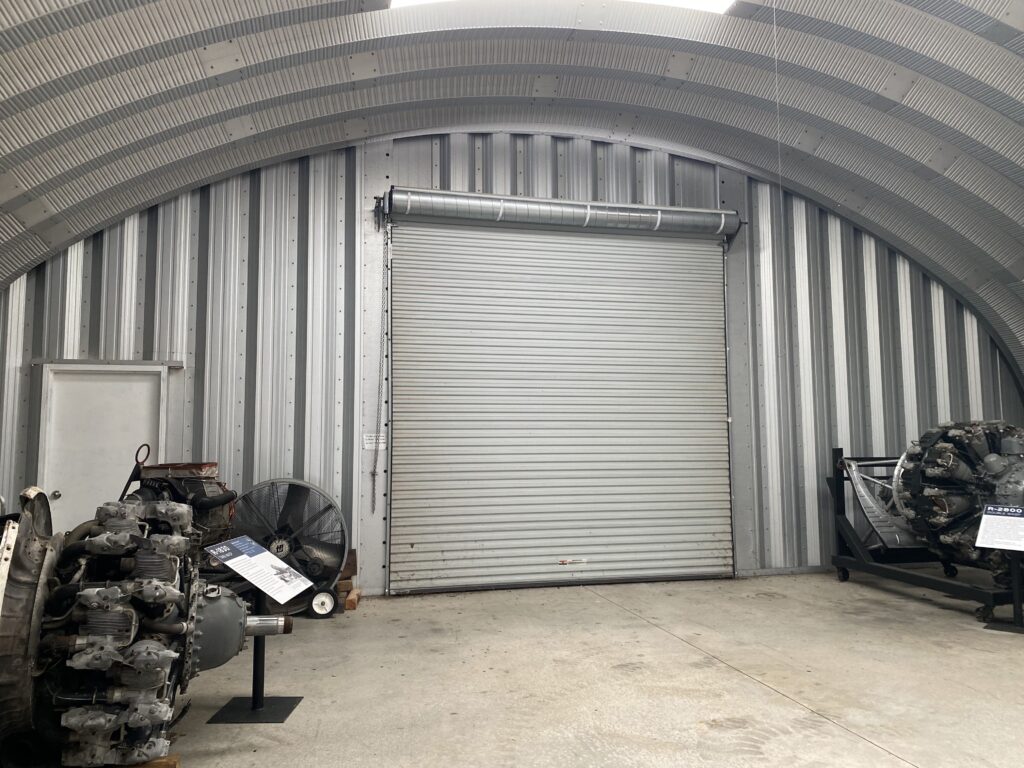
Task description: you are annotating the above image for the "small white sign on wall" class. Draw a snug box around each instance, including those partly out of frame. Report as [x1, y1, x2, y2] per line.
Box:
[362, 433, 387, 450]
[976, 505, 1024, 553]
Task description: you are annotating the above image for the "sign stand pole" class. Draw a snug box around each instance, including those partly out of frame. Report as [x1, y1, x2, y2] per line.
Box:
[984, 553, 1024, 635]
[208, 590, 303, 724]
[250, 590, 267, 711]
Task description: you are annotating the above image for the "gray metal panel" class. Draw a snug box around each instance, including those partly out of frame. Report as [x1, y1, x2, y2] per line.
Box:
[304, 150, 348, 509]
[251, 161, 298, 481]
[0, 275, 27, 502]
[388, 221, 732, 592]
[202, 173, 250, 490]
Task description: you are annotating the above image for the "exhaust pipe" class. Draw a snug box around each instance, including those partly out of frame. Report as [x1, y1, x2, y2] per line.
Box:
[244, 615, 293, 636]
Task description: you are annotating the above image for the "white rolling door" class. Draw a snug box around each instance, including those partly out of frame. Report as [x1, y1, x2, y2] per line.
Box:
[388, 222, 732, 592]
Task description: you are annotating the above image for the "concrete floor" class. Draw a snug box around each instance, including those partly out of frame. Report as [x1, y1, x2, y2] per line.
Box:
[177, 572, 1024, 768]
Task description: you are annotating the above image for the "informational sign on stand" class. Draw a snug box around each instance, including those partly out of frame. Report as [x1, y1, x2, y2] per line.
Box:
[976, 505, 1024, 552]
[206, 535, 313, 604]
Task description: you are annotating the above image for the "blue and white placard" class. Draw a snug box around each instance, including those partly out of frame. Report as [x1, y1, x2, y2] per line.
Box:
[206, 535, 314, 603]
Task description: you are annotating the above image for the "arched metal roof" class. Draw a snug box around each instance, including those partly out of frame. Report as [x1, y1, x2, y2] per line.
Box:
[1, 0, 1023, 364]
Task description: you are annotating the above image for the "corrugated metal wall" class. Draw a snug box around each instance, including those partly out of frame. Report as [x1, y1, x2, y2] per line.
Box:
[736, 182, 1024, 571]
[1, 132, 1021, 578]
[0, 150, 358, 532]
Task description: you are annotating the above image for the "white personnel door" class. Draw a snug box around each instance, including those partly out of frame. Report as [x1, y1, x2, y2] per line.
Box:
[37, 364, 167, 533]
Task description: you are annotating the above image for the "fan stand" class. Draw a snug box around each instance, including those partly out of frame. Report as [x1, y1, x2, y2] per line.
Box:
[208, 592, 303, 724]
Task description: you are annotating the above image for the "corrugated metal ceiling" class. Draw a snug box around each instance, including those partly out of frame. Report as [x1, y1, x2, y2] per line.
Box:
[1, 0, 1023, 368]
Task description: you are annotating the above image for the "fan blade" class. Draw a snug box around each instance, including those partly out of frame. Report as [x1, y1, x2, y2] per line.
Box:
[291, 503, 335, 539]
[277, 482, 310, 532]
[295, 536, 344, 573]
[232, 492, 279, 543]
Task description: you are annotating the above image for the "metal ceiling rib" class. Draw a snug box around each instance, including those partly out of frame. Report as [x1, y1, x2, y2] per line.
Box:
[1, 52, 1021, 245]
[5, 69, 1022, 275]
[0, 1, 386, 107]
[1, 0, 1023, 367]
[2, 6, 1021, 155]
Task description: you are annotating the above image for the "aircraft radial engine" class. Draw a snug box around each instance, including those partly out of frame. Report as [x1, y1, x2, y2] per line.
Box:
[0, 489, 290, 767]
[893, 420, 1024, 586]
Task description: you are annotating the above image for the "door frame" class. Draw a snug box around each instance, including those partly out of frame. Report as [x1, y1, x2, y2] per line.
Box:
[36, 362, 170, 494]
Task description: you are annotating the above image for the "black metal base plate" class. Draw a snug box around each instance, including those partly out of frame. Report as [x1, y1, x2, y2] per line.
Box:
[208, 696, 303, 724]
[983, 622, 1024, 635]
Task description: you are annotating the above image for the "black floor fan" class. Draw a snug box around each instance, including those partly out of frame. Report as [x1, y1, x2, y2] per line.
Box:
[231, 479, 350, 618]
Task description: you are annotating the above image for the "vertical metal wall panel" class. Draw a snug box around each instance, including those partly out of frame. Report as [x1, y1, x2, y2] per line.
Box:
[23, 270, 42, 484]
[946, 299, 968, 416]
[529, 135, 554, 198]
[393, 136, 434, 190]
[389, 222, 732, 592]
[827, 214, 853, 456]
[0, 276, 26, 503]
[156, 192, 199, 458]
[607, 143, 632, 204]
[253, 162, 299, 482]
[98, 224, 120, 360]
[0, 283, 6, 431]
[80, 235, 100, 359]
[722, 169, 760, 573]
[567, 138, 592, 201]
[999, 357, 1024, 426]
[98, 216, 141, 361]
[63, 241, 83, 359]
[876, 251, 903, 455]
[754, 182, 786, 568]
[931, 280, 952, 422]
[964, 310, 984, 419]
[490, 134, 511, 196]
[357, 139, 395, 596]
[512, 135, 528, 196]
[42, 250, 66, 360]
[979, 335, 999, 418]
[861, 235, 886, 454]
[304, 151, 347, 505]
[806, 209, 837, 566]
[448, 133, 471, 194]
[896, 255, 920, 442]
[790, 198, 820, 566]
[632, 148, 656, 205]
[152, 193, 194, 362]
[672, 156, 718, 208]
[123, 213, 142, 360]
[913, 271, 938, 429]
[843, 224, 871, 459]
[203, 174, 250, 491]
[553, 137, 570, 200]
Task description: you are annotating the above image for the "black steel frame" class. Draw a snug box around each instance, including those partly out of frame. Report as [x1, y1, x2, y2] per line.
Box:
[829, 447, 1014, 620]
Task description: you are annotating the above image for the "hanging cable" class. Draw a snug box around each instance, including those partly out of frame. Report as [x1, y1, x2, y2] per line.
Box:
[771, 0, 785, 195]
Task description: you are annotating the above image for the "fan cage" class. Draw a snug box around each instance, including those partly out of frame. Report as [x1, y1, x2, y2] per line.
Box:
[232, 479, 350, 590]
